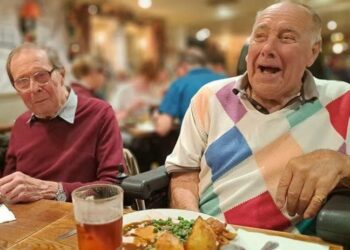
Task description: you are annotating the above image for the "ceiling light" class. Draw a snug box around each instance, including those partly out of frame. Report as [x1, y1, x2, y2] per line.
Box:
[88, 4, 98, 15]
[332, 43, 344, 54]
[138, 0, 152, 9]
[196, 28, 211, 41]
[327, 20, 337, 30]
[331, 32, 344, 43]
[216, 5, 233, 19]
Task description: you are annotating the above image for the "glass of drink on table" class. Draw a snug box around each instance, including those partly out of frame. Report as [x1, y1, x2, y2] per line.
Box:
[72, 184, 123, 250]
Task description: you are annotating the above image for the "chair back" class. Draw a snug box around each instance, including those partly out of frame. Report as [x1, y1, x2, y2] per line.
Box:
[123, 148, 140, 176]
[122, 148, 145, 210]
[0, 134, 10, 176]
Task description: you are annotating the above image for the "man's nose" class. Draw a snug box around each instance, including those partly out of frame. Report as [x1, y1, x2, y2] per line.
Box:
[28, 78, 41, 92]
[260, 39, 277, 58]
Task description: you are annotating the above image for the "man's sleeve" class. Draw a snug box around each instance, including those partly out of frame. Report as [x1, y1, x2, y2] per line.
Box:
[165, 88, 209, 173]
[2, 133, 17, 177]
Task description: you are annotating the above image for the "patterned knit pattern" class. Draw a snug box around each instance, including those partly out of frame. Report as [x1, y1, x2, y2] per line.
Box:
[166, 75, 350, 232]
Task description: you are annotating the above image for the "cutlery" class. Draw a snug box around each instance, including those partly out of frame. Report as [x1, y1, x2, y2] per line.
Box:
[260, 241, 279, 250]
[56, 228, 77, 241]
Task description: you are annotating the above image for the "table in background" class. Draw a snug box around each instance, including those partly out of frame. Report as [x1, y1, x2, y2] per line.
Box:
[0, 200, 344, 250]
[0, 124, 12, 134]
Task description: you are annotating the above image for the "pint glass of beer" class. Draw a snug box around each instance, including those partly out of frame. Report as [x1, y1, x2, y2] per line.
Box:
[72, 184, 123, 250]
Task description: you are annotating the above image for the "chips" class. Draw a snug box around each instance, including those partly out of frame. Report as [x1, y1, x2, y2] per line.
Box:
[123, 216, 236, 250]
[185, 217, 217, 250]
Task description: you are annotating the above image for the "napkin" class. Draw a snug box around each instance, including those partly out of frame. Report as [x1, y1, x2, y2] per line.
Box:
[233, 229, 329, 250]
[0, 204, 16, 223]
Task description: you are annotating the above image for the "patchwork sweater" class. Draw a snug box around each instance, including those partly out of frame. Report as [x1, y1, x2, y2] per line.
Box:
[166, 72, 350, 232]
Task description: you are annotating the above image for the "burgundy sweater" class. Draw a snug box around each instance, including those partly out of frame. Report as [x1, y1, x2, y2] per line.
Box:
[71, 82, 95, 98]
[3, 95, 125, 200]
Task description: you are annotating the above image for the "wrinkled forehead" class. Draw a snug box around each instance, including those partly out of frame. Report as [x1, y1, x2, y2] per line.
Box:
[253, 2, 313, 30]
[10, 48, 52, 76]
[12, 48, 50, 65]
[12, 48, 52, 69]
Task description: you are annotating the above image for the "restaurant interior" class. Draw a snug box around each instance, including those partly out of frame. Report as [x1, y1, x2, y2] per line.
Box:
[0, 0, 349, 249]
[0, 0, 349, 123]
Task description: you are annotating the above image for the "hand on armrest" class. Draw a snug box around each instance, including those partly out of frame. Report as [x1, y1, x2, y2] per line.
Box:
[169, 171, 200, 212]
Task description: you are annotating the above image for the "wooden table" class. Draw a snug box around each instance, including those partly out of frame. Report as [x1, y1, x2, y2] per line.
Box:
[0, 200, 74, 249]
[0, 200, 344, 249]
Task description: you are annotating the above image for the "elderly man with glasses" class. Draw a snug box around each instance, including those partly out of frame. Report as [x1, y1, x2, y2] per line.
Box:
[0, 43, 125, 203]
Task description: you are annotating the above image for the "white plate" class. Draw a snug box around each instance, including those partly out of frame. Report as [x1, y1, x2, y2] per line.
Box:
[122, 210, 329, 250]
[134, 121, 155, 132]
[123, 209, 236, 249]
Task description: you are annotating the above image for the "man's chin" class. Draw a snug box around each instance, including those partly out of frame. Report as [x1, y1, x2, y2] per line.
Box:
[253, 74, 283, 85]
[33, 109, 56, 119]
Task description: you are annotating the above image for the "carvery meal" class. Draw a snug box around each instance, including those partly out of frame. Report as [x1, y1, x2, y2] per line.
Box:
[123, 216, 236, 250]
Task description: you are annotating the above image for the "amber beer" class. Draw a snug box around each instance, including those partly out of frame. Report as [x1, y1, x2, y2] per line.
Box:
[76, 217, 122, 250]
[72, 184, 124, 250]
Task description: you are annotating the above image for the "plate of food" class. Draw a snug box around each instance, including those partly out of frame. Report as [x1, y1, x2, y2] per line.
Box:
[122, 209, 236, 250]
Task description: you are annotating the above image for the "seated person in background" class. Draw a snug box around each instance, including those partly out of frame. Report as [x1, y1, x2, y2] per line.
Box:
[155, 47, 226, 137]
[166, 1, 350, 232]
[70, 54, 106, 99]
[0, 43, 125, 203]
[110, 60, 168, 172]
[111, 60, 165, 127]
[206, 45, 227, 77]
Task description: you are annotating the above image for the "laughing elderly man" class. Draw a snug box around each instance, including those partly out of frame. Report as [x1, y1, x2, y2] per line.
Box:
[166, 1, 350, 232]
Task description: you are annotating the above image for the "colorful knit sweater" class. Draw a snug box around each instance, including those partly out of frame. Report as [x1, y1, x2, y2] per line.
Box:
[166, 72, 350, 232]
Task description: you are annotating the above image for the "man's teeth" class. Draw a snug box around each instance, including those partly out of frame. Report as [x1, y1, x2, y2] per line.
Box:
[260, 66, 280, 73]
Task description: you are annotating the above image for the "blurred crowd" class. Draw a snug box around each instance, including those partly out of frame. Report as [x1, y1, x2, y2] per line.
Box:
[65, 45, 227, 172]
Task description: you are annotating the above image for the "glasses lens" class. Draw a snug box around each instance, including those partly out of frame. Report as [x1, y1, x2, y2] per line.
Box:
[14, 78, 30, 90]
[33, 71, 51, 84]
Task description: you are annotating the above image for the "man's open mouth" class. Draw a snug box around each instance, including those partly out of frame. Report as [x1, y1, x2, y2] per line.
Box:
[258, 65, 281, 74]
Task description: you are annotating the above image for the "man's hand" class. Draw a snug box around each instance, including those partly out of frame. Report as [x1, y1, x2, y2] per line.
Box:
[0, 172, 58, 203]
[276, 149, 350, 219]
[169, 171, 200, 211]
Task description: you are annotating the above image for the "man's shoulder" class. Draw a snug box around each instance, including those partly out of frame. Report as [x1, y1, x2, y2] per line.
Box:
[77, 95, 112, 112]
[315, 78, 350, 100]
[15, 111, 32, 124]
[196, 76, 239, 95]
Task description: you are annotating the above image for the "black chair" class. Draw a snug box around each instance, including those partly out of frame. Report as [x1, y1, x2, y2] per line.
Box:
[0, 134, 10, 176]
[121, 165, 350, 248]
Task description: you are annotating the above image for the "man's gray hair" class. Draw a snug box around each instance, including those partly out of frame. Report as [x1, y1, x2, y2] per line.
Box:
[180, 47, 207, 66]
[255, 0, 322, 44]
[6, 43, 65, 84]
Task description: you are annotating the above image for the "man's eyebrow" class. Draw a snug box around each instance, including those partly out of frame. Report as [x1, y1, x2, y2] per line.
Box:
[15, 67, 48, 79]
[253, 24, 269, 32]
[279, 28, 301, 38]
[280, 28, 298, 33]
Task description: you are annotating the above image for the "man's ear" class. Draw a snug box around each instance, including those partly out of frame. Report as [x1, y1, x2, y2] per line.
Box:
[307, 41, 321, 67]
[59, 68, 65, 78]
[58, 68, 65, 85]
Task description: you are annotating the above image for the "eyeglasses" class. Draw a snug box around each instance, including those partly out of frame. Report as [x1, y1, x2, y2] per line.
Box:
[13, 68, 56, 92]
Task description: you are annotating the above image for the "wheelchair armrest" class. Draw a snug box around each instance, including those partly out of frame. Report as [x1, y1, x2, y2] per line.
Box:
[316, 189, 350, 247]
[121, 165, 169, 200]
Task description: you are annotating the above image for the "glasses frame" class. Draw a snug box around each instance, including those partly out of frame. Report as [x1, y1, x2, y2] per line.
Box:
[13, 67, 57, 92]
